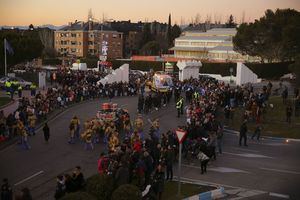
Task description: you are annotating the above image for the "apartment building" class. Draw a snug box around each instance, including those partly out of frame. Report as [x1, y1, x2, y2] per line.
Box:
[54, 21, 123, 59]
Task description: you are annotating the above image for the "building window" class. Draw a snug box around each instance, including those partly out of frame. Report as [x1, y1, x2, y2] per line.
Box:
[113, 34, 117, 38]
[71, 48, 76, 53]
[119, 34, 122, 38]
[88, 41, 93, 45]
[71, 41, 76, 45]
[106, 34, 108, 38]
[71, 33, 76, 37]
[78, 42, 82, 45]
[89, 34, 94, 38]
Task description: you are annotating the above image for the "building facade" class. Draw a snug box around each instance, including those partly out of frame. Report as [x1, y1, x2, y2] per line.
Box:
[54, 21, 123, 59]
[170, 28, 260, 62]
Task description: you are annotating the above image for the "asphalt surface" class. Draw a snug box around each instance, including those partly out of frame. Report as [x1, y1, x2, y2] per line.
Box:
[0, 95, 299, 200]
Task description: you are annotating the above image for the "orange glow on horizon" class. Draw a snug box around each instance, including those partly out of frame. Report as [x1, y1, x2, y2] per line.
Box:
[0, 0, 299, 26]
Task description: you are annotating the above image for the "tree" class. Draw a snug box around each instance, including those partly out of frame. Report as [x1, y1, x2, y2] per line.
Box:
[171, 24, 181, 42]
[140, 41, 161, 55]
[29, 24, 34, 30]
[0, 29, 44, 75]
[111, 184, 141, 200]
[139, 23, 153, 48]
[233, 9, 300, 62]
[167, 13, 172, 47]
[85, 175, 114, 200]
[226, 15, 236, 28]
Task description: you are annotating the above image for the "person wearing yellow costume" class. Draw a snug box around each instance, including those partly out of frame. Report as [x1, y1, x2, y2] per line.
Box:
[109, 132, 119, 152]
[28, 112, 37, 136]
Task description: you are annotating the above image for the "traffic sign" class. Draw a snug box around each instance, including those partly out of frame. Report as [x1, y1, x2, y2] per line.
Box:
[176, 129, 187, 144]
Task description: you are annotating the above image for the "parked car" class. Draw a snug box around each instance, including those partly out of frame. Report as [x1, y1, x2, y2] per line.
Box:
[0, 76, 32, 90]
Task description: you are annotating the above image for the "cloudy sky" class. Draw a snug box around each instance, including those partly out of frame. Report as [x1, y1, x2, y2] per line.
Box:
[0, 0, 299, 26]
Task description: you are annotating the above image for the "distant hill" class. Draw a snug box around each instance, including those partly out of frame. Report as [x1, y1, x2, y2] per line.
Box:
[0, 24, 66, 30]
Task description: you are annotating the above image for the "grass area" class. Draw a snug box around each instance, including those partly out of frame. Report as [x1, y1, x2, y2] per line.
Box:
[0, 97, 12, 107]
[162, 181, 215, 200]
[219, 96, 300, 139]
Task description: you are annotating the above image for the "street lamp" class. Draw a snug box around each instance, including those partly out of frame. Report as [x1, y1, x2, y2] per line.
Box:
[230, 67, 233, 83]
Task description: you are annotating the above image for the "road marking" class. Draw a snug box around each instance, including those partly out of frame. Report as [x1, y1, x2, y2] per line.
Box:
[231, 147, 259, 153]
[209, 167, 250, 174]
[260, 167, 300, 175]
[182, 164, 250, 173]
[269, 192, 290, 199]
[223, 152, 273, 159]
[14, 170, 44, 186]
[263, 143, 289, 146]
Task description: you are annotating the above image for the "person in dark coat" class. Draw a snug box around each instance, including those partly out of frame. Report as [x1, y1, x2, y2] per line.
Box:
[1, 178, 13, 200]
[43, 123, 50, 143]
[54, 175, 65, 199]
[239, 120, 248, 146]
[143, 151, 154, 186]
[72, 166, 85, 191]
[165, 146, 174, 181]
[138, 95, 144, 114]
[114, 162, 129, 187]
[153, 164, 165, 200]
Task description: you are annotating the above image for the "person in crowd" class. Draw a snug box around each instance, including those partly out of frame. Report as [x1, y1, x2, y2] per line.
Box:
[286, 104, 293, 124]
[165, 146, 174, 181]
[252, 125, 262, 141]
[197, 151, 210, 174]
[72, 166, 85, 191]
[1, 178, 13, 200]
[54, 175, 65, 199]
[239, 120, 248, 147]
[152, 163, 165, 200]
[43, 122, 50, 143]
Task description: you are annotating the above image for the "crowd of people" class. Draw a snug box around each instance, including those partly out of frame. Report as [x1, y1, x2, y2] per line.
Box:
[1, 67, 299, 200]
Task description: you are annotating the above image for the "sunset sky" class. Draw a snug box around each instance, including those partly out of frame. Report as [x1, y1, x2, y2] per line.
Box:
[0, 0, 299, 26]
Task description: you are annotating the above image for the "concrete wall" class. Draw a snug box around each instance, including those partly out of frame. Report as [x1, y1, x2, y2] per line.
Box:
[98, 63, 129, 85]
[236, 62, 258, 86]
[177, 60, 202, 81]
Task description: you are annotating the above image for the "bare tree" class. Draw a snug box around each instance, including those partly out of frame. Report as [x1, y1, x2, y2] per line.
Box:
[195, 13, 201, 24]
[88, 8, 93, 21]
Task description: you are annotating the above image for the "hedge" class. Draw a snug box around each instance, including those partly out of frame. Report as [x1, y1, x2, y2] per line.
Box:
[110, 60, 292, 80]
[246, 62, 292, 80]
[42, 58, 62, 65]
[111, 184, 142, 200]
[60, 192, 97, 200]
[85, 174, 114, 200]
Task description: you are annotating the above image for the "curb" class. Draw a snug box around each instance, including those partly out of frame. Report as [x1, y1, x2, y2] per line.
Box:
[183, 187, 225, 200]
[224, 128, 300, 142]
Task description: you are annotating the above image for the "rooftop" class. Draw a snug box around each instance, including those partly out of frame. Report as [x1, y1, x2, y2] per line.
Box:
[59, 21, 115, 31]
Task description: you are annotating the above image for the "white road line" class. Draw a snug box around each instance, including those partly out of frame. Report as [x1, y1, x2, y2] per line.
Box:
[269, 192, 290, 199]
[231, 147, 259, 153]
[260, 167, 300, 175]
[223, 152, 273, 159]
[14, 170, 44, 186]
[181, 164, 250, 174]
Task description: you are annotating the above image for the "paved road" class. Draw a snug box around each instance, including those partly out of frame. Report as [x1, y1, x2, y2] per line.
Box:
[0, 96, 299, 200]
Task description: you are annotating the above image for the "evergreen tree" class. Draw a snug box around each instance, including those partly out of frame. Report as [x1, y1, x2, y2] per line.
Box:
[167, 13, 172, 47]
[226, 15, 236, 28]
[139, 23, 153, 48]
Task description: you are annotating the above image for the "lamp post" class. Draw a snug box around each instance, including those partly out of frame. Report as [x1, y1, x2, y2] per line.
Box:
[230, 67, 233, 83]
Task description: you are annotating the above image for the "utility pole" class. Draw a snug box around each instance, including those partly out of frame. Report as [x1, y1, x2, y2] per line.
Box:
[4, 39, 7, 76]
